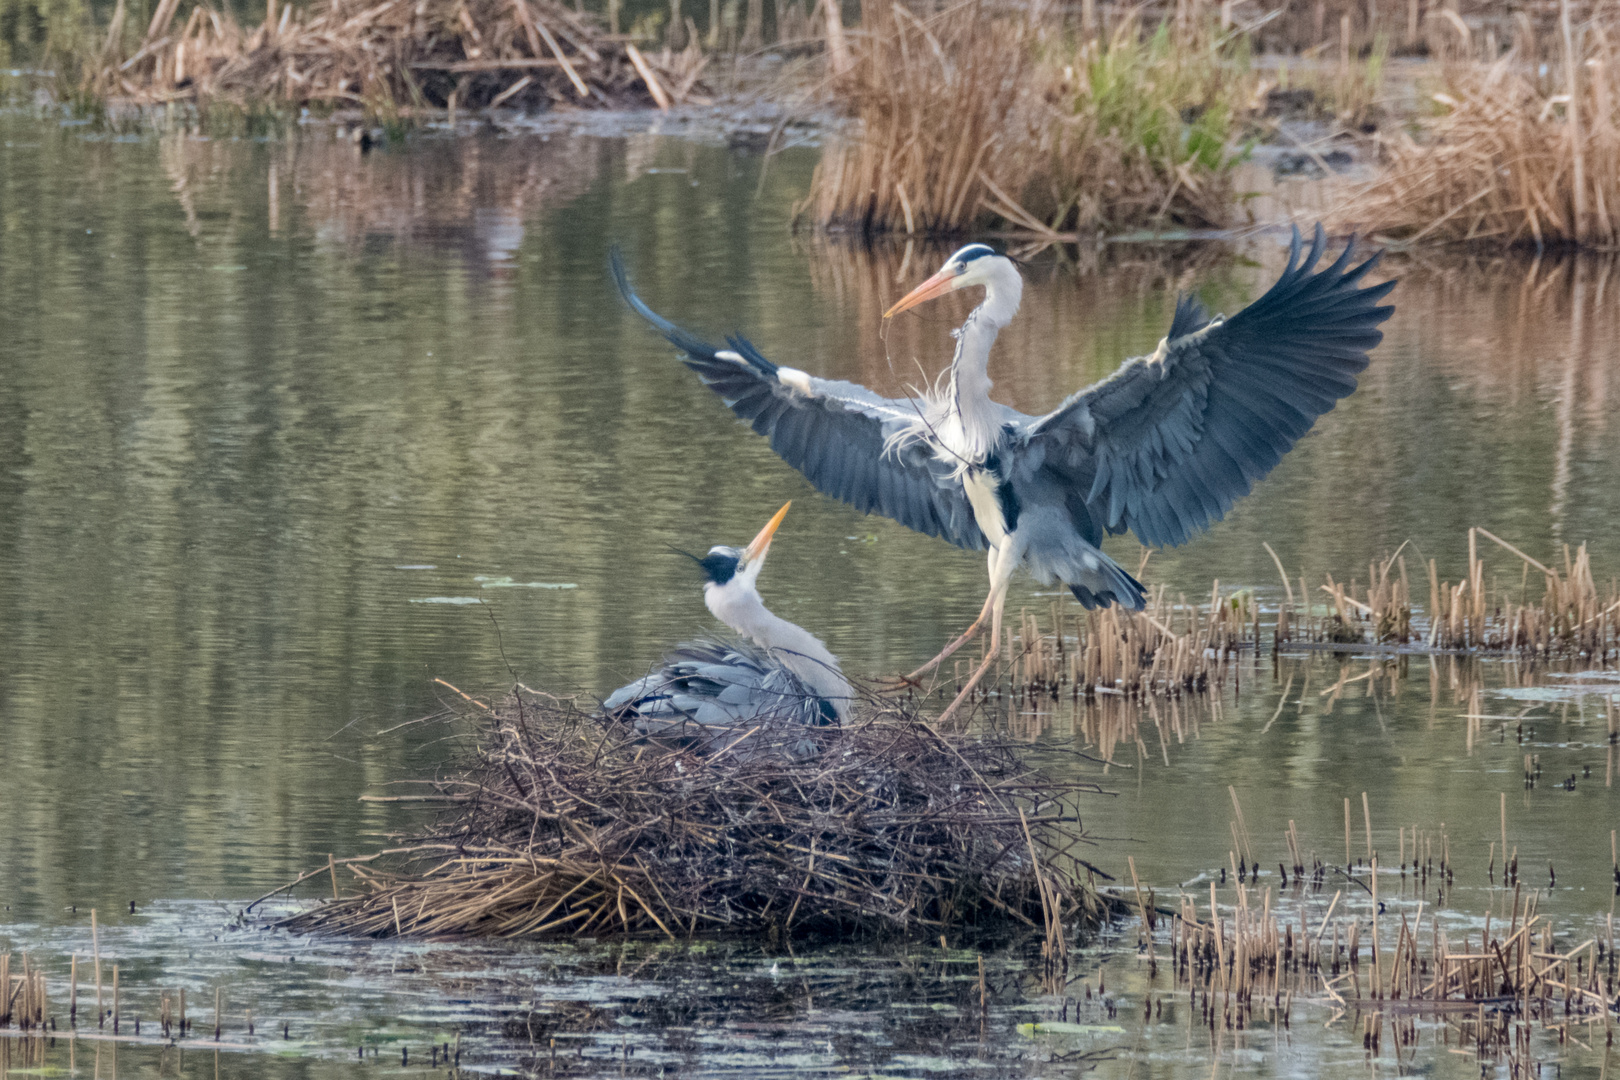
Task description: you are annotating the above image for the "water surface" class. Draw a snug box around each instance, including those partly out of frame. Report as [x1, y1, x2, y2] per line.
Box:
[3, 108, 1620, 1077]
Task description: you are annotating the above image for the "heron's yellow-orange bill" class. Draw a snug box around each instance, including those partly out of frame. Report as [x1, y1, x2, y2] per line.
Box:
[743, 502, 792, 562]
[883, 269, 957, 318]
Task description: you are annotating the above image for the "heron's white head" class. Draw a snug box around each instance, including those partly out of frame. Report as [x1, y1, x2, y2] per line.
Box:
[883, 244, 1022, 321]
[696, 502, 790, 617]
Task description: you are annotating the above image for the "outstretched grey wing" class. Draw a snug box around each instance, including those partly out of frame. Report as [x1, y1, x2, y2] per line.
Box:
[1021, 226, 1396, 549]
[612, 252, 986, 552]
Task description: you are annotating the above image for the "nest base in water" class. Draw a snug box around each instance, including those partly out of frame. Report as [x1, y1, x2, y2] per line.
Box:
[281, 692, 1117, 942]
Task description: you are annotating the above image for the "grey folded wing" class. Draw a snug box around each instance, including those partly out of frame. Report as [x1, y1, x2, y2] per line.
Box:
[603, 638, 840, 732]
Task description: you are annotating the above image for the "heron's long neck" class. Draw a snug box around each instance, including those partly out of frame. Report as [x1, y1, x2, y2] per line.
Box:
[943, 273, 1022, 464]
[705, 584, 850, 718]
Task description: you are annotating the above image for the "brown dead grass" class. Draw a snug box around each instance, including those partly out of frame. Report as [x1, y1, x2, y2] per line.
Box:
[1336, 6, 1620, 248]
[803, 2, 1042, 236]
[91, 0, 709, 112]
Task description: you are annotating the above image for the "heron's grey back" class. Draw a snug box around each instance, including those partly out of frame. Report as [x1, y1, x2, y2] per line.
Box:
[603, 638, 839, 757]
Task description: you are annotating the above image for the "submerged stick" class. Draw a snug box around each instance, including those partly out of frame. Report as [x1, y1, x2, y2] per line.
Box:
[624, 44, 670, 110]
[92, 910, 102, 1028]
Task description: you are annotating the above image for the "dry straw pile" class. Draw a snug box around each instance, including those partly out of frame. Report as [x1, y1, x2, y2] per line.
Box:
[1340, 2, 1620, 248]
[281, 692, 1114, 942]
[92, 0, 706, 112]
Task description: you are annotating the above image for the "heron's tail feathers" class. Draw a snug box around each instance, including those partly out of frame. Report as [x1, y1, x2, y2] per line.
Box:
[1067, 557, 1147, 612]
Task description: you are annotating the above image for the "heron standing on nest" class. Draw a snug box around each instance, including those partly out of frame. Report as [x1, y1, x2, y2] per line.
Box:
[613, 227, 1395, 718]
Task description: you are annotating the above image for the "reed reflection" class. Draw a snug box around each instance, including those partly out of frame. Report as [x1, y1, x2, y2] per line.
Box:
[159, 130, 605, 262]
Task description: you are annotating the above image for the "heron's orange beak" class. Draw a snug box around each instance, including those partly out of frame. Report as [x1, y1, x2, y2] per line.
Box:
[743, 502, 791, 563]
[883, 268, 958, 318]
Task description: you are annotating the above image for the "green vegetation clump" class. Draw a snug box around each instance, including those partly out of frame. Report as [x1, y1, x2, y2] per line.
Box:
[1038, 18, 1256, 233]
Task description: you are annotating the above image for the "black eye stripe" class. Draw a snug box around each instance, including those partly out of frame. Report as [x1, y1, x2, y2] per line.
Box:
[954, 244, 997, 266]
[699, 551, 739, 585]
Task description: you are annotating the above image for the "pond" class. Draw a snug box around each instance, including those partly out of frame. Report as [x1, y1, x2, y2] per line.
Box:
[2, 103, 1620, 1077]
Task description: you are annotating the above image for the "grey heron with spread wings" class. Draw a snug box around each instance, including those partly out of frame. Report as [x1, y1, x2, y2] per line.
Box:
[604, 502, 851, 741]
[612, 227, 1395, 716]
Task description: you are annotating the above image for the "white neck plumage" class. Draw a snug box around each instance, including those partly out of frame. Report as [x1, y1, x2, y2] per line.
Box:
[940, 260, 1024, 470]
[704, 581, 851, 720]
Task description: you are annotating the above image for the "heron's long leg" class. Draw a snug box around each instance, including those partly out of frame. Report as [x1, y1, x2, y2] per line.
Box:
[904, 589, 995, 680]
[935, 544, 1017, 724]
[936, 648, 998, 725]
[904, 541, 1010, 681]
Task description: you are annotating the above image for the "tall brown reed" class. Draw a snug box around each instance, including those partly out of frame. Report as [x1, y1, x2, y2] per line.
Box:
[1337, 4, 1620, 248]
[804, 1, 1042, 236]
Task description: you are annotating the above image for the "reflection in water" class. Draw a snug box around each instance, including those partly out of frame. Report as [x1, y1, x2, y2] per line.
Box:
[1031, 649, 1618, 780]
[1373, 254, 1619, 555]
[159, 129, 604, 260]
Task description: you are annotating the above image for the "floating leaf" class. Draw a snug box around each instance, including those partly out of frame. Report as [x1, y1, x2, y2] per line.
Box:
[473, 575, 577, 590]
[1017, 1021, 1126, 1036]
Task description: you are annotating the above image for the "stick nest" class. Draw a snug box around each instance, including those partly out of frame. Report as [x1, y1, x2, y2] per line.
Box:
[281, 691, 1117, 941]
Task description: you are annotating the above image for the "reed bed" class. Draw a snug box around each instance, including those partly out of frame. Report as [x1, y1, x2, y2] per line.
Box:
[91, 0, 705, 114]
[1264, 528, 1620, 655]
[0, 939, 286, 1053]
[1338, 4, 1620, 248]
[803, 2, 1041, 236]
[1110, 0, 1613, 57]
[278, 693, 1118, 943]
[1130, 785, 1620, 1056]
[804, 2, 1253, 236]
[930, 527, 1619, 726]
[1163, 881, 1620, 1051]
[954, 582, 1259, 710]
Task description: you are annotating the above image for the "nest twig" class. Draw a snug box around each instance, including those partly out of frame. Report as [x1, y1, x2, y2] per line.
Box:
[280, 691, 1120, 942]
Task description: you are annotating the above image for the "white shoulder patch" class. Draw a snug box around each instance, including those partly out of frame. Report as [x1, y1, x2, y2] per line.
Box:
[777, 367, 814, 395]
[716, 350, 745, 363]
[1147, 336, 1170, 365]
